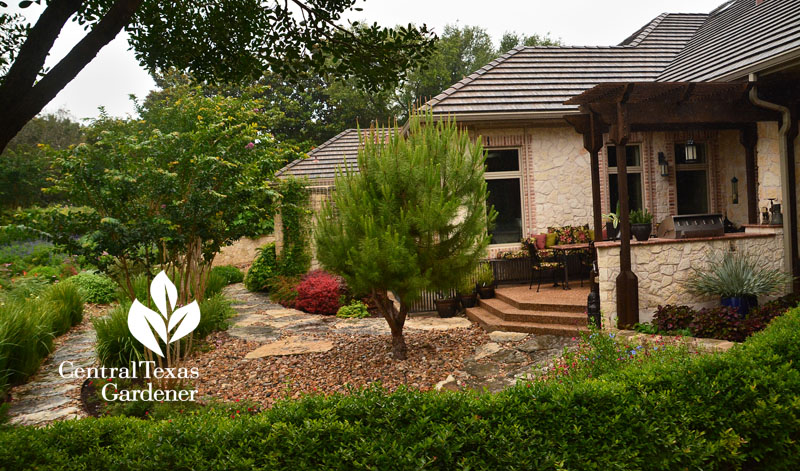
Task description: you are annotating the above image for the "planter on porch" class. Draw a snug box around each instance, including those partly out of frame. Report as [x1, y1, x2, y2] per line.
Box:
[631, 223, 651, 242]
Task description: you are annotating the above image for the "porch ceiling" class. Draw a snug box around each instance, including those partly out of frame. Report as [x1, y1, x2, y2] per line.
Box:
[564, 81, 781, 131]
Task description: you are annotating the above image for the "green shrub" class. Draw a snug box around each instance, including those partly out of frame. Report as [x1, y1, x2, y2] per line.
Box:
[210, 265, 244, 285]
[26, 265, 62, 282]
[336, 300, 370, 319]
[68, 272, 118, 304]
[244, 243, 277, 291]
[3, 308, 800, 468]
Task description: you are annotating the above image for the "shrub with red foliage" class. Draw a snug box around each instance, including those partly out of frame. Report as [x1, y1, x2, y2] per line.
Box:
[293, 270, 342, 315]
[653, 305, 695, 332]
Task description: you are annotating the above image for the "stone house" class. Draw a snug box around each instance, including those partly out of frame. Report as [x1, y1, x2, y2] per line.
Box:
[278, 0, 800, 329]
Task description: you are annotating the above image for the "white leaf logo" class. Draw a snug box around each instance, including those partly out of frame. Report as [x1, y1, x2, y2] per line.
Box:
[127, 271, 202, 357]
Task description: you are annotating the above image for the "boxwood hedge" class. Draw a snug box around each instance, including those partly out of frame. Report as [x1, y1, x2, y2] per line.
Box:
[1, 308, 799, 470]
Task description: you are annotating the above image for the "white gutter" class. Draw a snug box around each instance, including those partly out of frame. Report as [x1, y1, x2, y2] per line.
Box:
[747, 72, 794, 275]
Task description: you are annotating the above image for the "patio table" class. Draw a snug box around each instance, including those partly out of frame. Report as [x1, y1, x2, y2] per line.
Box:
[549, 242, 591, 290]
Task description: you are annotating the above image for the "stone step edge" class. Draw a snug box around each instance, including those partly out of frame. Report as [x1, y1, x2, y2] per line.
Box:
[494, 291, 585, 313]
[479, 298, 587, 325]
[466, 307, 587, 336]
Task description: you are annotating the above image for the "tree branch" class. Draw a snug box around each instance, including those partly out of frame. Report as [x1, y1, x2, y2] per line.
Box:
[0, 0, 81, 104]
[0, 0, 143, 153]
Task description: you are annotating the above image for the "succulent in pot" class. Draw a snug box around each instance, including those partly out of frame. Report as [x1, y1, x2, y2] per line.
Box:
[684, 249, 793, 317]
[476, 263, 495, 299]
[629, 208, 653, 242]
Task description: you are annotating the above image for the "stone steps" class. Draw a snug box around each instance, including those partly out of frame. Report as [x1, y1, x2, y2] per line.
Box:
[466, 306, 588, 336]
[480, 298, 586, 324]
[494, 291, 585, 313]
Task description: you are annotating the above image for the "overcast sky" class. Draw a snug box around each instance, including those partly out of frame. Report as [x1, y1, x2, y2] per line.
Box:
[14, 0, 727, 121]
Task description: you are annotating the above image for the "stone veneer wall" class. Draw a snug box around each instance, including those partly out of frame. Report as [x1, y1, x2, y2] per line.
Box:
[213, 235, 275, 268]
[467, 124, 593, 236]
[756, 122, 781, 207]
[596, 228, 785, 326]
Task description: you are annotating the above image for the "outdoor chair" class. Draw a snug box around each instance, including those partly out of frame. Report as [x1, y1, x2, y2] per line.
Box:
[522, 240, 563, 292]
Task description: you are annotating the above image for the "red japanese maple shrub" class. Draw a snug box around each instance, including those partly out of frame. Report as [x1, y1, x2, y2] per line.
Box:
[294, 270, 343, 315]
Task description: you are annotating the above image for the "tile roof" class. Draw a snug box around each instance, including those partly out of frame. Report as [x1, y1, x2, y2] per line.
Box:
[426, 13, 708, 117]
[657, 0, 800, 82]
[277, 128, 395, 180]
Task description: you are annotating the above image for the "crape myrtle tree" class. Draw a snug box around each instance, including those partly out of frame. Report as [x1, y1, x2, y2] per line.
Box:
[51, 81, 301, 303]
[0, 0, 434, 153]
[315, 112, 495, 360]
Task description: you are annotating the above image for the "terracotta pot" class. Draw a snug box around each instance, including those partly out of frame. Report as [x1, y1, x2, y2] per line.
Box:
[434, 298, 459, 318]
[631, 223, 652, 242]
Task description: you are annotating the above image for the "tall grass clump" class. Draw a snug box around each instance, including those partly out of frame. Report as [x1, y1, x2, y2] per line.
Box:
[686, 249, 793, 298]
[93, 301, 144, 369]
[0, 282, 84, 396]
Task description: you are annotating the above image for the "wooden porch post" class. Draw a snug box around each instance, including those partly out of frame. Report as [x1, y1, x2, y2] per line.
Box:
[586, 112, 605, 240]
[584, 112, 605, 328]
[740, 125, 759, 224]
[611, 98, 639, 329]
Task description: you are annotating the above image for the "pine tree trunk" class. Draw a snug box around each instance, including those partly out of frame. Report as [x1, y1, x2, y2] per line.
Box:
[390, 327, 408, 360]
[372, 289, 409, 360]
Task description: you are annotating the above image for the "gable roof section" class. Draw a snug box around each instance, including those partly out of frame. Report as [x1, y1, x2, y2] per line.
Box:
[658, 0, 800, 81]
[277, 128, 395, 180]
[426, 13, 707, 118]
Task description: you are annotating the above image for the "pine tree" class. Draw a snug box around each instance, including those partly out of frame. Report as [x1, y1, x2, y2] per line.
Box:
[315, 112, 495, 359]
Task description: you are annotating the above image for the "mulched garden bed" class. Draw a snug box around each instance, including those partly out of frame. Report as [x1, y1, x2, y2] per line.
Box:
[186, 327, 489, 407]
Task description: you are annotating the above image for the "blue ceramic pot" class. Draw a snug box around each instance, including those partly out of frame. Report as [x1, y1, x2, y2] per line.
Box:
[721, 296, 758, 317]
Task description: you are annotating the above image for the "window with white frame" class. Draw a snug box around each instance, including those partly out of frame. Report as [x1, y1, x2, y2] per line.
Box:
[606, 144, 644, 213]
[485, 149, 522, 244]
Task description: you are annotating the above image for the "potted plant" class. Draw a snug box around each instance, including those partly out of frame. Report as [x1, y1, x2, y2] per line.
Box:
[476, 264, 495, 299]
[629, 208, 653, 242]
[685, 249, 793, 317]
[602, 202, 620, 240]
[434, 293, 459, 318]
[457, 276, 478, 309]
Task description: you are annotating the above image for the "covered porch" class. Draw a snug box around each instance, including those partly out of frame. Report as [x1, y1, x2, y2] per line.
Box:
[565, 77, 800, 327]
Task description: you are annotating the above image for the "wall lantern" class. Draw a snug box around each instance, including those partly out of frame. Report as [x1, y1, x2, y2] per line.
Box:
[685, 138, 698, 162]
[658, 152, 669, 176]
[731, 176, 739, 204]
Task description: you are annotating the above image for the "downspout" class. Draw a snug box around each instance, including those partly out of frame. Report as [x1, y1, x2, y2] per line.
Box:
[748, 73, 795, 279]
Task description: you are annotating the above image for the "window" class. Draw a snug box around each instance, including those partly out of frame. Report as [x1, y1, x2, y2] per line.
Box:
[485, 149, 522, 244]
[674, 143, 709, 214]
[606, 145, 643, 212]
